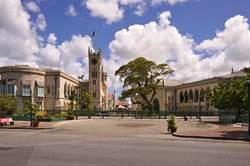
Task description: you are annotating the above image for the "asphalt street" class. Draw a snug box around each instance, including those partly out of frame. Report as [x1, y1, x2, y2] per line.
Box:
[0, 119, 249, 166]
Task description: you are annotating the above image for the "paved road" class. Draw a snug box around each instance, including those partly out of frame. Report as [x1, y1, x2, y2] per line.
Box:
[0, 119, 249, 166]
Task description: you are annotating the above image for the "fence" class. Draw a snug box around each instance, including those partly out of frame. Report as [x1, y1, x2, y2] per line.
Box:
[8, 109, 249, 124]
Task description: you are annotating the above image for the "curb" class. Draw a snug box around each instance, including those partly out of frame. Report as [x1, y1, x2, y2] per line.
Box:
[172, 133, 250, 142]
[0, 127, 54, 130]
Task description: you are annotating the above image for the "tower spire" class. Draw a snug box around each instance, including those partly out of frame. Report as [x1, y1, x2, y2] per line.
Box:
[91, 31, 96, 50]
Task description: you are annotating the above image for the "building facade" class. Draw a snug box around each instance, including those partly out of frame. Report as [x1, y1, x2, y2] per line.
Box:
[88, 48, 108, 111]
[132, 68, 248, 111]
[0, 65, 78, 111]
[0, 48, 108, 111]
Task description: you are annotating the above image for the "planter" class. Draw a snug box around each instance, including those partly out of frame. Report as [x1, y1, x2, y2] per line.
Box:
[33, 121, 40, 127]
[66, 116, 74, 120]
[170, 126, 177, 134]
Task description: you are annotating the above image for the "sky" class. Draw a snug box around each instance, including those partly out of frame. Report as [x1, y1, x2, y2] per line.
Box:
[1, 0, 250, 94]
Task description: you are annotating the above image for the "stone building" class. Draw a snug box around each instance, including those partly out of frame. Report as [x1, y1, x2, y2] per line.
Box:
[0, 48, 108, 111]
[87, 48, 108, 111]
[0, 65, 78, 111]
[132, 68, 248, 111]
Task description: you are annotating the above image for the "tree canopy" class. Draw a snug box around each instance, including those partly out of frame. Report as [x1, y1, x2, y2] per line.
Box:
[0, 95, 17, 117]
[209, 73, 250, 121]
[115, 57, 174, 110]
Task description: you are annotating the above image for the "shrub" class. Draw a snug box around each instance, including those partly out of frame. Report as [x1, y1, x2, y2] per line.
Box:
[36, 111, 48, 119]
[167, 115, 177, 134]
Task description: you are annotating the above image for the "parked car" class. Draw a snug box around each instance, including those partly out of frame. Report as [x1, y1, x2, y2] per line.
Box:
[0, 117, 14, 126]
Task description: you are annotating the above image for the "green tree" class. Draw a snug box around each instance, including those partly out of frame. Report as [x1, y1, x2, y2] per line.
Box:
[67, 79, 92, 119]
[209, 74, 250, 122]
[75, 84, 91, 119]
[68, 89, 77, 119]
[115, 57, 174, 110]
[77, 89, 91, 111]
[24, 100, 41, 126]
[0, 95, 17, 117]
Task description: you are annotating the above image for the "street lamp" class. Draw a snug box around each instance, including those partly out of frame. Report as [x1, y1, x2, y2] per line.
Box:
[245, 80, 250, 135]
[30, 88, 33, 127]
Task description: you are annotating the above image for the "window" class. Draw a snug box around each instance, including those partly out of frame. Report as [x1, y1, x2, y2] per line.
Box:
[0, 85, 2, 94]
[93, 91, 96, 98]
[92, 69, 97, 78]
[194, 90, 199, 102]
[37, 87, 44, 97]
[184, 91, 188, 103]
[64, 83, 67, 98]
[47, 86, 50, 94]
[0, 84, 16, 95]
[180, 92, 184, 103]
[22, 85, 31, 96]
[200, 89, 205, 102]
[7, 85, 16, 96]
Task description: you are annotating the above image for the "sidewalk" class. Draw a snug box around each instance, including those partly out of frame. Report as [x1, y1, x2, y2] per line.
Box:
[0, 121, 57, 130]
[173, 120, 250, 141]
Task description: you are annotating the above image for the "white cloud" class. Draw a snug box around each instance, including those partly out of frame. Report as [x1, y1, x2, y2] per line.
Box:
[84, 0, 148, 23]
[134, 3, 146, 16]
[38, 43, 61, 68]
[25, 1, 40, 13]
[120, 0, 146, 16]
[65, 4, 77, 17]
[83, 0, 193, 23]
[85, 0, 124, 24]
[0, 0, 39, 66]
[0, 0, 91, 79]
[106, 11, 250, 91]
[1, 0, 249, 96]
[38, 34, 92, 78]
[196, 15, 250, 74]
[35, 13, 47, 31]
[151, 0, 191, 5]
[58, 35, 92, 77]
[47, 33, 57, 44]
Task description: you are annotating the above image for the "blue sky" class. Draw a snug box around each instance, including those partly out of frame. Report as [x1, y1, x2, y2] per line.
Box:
[30, 0, 250, 57]
[1, 0, 250, 92]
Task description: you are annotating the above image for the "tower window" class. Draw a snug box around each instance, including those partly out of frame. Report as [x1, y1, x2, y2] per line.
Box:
[93, 92, 96, 98]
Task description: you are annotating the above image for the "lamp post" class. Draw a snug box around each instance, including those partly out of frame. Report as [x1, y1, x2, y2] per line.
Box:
[245, 80, 250, 135]
[30, 88, 33, 127]
[198, 96, 201, 122]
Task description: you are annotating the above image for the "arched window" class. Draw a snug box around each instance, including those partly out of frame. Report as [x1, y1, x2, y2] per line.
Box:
[200, 89, 205, 102]
[184, 91, 188, 103]
[194, 89, 199, 102]
[180, 91, 184, 103]
[64, 83, 67, 98]
[189, 89, 193, 102]
[153, 98, 160, 111]
[205, 87, 210, 101]
[68, 84, 71, 97]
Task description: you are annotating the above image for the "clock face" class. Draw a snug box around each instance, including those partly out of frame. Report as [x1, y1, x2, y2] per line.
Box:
[92, 58, 97, 65]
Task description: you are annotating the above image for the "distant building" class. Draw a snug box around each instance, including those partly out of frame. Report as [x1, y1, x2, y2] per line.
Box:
[0, 48, 109, 111]
[132, 68, 248, 111]
[115, 99, 130, 109]
[108, 93, 115, 110]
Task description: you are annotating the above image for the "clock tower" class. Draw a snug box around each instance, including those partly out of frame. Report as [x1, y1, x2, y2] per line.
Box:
[88, 47, 108, 111]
